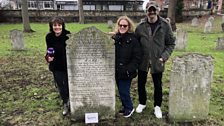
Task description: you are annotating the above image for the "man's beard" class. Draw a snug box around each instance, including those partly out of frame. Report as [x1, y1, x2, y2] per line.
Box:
[147, 13, 157, 23]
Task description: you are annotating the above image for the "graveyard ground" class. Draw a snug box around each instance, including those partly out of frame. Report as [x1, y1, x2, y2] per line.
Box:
[0, 15, 224, 126]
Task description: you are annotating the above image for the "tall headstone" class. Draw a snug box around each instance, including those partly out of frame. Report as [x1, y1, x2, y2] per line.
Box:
[216, 37, 224, 50]
[204, 20, 212, 33]
[107, 20, 114, 29]
[169, 53, 214, 122]
[191, 17, 199, 27]
[208, 16, 214, 24]
[221, 23, 224, 32]
[9, 29, 25, 50]
[204, 16, 214, 33]
[222, 15, 224, 23]
[175, 29, 187, 50]
[66, 26, 115, 121]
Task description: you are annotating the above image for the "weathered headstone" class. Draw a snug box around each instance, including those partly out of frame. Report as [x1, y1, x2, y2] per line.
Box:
[208, 16, 214, 24]
[107, 20, 113, 29]
[221, 23, 224, 32]
[222, 15, 224, 23]
[169, 53, 214, 122]
[204, 20, 212, 33]
[175, 29, 187, 50]
[66, 26, 115, 121]
[204, 16, 214, 33]
[216, 37, 224, 50]
[9, 29, 25, 50]
[191, 17, 199, 27]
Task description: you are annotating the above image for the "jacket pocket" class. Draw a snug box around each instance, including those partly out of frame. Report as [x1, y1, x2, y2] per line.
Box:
[152, 59, 164, 73]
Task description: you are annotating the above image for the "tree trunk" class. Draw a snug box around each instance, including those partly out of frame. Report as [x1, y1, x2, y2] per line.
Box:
[217, 0, 223, 14]
[167, 0, 177, 31]
[78, 0, 84, 24]
[21, 0, 34, 32]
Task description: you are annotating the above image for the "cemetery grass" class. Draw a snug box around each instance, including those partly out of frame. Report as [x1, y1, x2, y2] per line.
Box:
[1, 16, 224, 126]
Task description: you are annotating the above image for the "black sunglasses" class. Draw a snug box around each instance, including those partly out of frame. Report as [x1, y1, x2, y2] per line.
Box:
[148, 7, 156, 12]
[119, 24, 128, 28]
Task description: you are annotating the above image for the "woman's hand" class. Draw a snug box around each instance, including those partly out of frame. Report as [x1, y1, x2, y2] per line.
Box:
[48, 57, 54, 62]
[108, 32, 116, 36]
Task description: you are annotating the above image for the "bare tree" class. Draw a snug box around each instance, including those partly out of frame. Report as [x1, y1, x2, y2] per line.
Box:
[217, 0, 223, 14]
[21, 0, 34, 32]
[78, 0, 84, 24]
[167, 0, 177, 31]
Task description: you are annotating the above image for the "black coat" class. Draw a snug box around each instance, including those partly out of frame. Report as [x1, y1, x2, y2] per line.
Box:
[113, 32, 142, 80]
[45, 30, 70, 71]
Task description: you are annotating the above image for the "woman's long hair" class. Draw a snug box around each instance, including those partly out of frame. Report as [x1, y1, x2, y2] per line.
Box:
[114, 16, 135, 34]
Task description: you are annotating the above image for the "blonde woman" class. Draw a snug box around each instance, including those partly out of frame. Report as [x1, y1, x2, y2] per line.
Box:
[110, 16, 142, 118]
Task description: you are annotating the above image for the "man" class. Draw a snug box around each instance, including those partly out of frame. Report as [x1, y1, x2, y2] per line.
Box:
[135, 0, 175, 118]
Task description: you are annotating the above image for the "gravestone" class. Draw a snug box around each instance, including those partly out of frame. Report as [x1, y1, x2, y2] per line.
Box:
[66, 26, 115, 121]
[204, 16, 214, 33]
[9, 29, 25, 50]
[169, 53, 214, 122]
[204, 20, 212, 33]
[107, 20, 114, 29]
[208, 16, 214, 24]
[221, 23, 224, 32]
[222, 15, 224, 23]
[175, 29, 187, 50]
[216, 37, 224, 50]
[191, 17, 199, 27]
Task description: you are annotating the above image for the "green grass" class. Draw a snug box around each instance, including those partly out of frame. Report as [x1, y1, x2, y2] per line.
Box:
[0, 16, 224, 125]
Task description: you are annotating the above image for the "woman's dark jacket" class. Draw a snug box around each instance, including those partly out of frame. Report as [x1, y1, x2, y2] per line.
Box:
[113, 32, 142, 80]
[45, 30, 70, 71]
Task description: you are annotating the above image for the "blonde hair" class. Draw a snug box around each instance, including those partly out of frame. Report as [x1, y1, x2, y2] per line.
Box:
[114, 16, 135, 33]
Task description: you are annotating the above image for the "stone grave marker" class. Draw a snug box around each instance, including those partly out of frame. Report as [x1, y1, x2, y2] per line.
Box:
[204, 20, 212, 33]
[191, 17, 199, 27]
[66, 26, 115, 121]
[222, 15, 224, 23]
[169, 53, 214, 122]
[221, 23, 224, 32]
[175, 29, 187, 50]
[204, 16, 214, 33]
[9, 29, 25, 50]
[216, 37, 224, 50]
[107, 20, 114, 29]
[208, 16, 214, 24]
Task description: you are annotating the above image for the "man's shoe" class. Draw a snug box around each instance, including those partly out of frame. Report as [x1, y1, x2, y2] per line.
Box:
[123, 109, 135, 118]
[154, 106, 162, 118]
[136, 104, 146, 113]
[62, 103, 69, 116]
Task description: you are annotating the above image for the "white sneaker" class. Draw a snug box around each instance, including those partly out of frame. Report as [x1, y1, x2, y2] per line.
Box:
[154, 106, 162, 118]
[136, 104, 146, 113]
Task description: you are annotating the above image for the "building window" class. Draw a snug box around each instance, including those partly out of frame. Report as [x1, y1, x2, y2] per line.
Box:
[28, 1, 37, 9]
[44, 1, 53, 9]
